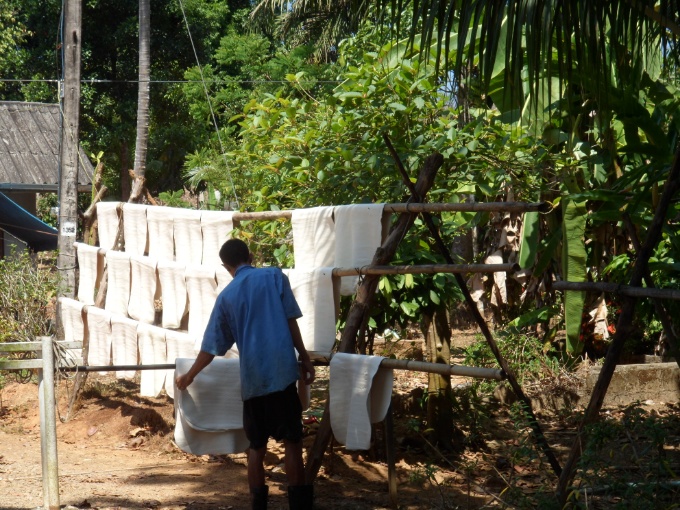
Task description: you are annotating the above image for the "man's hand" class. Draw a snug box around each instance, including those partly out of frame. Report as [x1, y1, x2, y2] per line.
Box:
[175, 351, 216, 391]
[300, 358, 315, 386]
[175, 372, 194, 391]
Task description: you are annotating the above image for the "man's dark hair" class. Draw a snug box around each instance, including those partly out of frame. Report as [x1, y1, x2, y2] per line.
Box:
[219, 238, 250, 267]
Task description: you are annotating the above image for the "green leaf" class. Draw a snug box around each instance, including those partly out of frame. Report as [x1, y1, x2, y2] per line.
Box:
[388, 102, 407, 111]
[508, 305, 559, 330]
[383, 277, 393, 294]
[562, 196, 588, 354]
[518, 209, 540, 268]
[337, 91, 363, 99]
[476, 180, 495, 197]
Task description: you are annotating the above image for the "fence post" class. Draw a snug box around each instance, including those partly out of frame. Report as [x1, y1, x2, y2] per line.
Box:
[39, 335, 60, 510]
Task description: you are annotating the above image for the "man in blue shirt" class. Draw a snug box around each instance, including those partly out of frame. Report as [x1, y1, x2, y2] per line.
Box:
[176, 239, 316, 510]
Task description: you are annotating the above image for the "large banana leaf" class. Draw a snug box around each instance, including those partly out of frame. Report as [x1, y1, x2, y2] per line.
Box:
[518, 209, 540, 269]
[562, 195, 588, 354]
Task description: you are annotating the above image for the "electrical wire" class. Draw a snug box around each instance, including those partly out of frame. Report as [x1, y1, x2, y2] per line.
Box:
[0, 78, 342, 84]
[177, 0, 240, 209]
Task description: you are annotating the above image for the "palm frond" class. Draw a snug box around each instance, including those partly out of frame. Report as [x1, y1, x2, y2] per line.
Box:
[389, 0, 680, 108]
[253, 0, 374, 61]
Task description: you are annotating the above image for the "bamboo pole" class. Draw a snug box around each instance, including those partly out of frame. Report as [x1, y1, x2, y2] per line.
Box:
[74, 200, 549, 226]
[304, 153, 444, 483]
[383, 133, 564, 478]
[553, 281, 680, 300]
[225, 201, 548, 221]
[331, 263, 519, 276]
[0, 340, 82, 352]
[55, 358, 505, 379]
[73, 246, 519, 277]
[384, 202, 550, 214]
[377, 358, 504, 380]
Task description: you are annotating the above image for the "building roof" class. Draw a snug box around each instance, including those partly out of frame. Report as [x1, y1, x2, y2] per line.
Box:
[0, 101, 94, 192]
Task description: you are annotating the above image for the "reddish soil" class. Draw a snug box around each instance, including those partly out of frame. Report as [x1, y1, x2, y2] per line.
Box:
[1, 365, 485, 510]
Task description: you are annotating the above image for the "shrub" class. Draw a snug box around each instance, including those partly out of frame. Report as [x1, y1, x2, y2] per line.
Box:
[0, 250, 58, 343]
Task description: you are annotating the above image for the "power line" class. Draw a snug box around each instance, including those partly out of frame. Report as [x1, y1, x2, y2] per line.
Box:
[0, 78, 342, 85]
[177, 0, 240, 209]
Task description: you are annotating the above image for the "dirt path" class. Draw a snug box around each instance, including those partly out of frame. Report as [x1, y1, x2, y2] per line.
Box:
[2, 336, 678, 510]
[0, 366, 477, 510]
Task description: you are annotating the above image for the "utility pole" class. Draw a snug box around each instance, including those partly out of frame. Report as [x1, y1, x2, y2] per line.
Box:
[57, 0, 82, 298]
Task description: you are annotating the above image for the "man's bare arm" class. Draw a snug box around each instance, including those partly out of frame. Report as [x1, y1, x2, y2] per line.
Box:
[288, 318, 315, 385]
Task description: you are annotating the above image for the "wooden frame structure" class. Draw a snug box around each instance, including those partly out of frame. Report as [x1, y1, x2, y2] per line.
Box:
[8, 143, 677, 508]
[2, 186, 549, 507]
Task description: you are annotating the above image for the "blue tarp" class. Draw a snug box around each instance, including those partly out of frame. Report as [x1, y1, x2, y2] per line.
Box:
[0, 192, 58, 251]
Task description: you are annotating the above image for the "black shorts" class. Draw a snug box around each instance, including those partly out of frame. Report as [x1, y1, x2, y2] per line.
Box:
[243, 382, 303, 450]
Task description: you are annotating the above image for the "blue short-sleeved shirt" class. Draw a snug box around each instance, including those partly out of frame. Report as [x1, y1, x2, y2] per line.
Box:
[200, 265, 302, 401]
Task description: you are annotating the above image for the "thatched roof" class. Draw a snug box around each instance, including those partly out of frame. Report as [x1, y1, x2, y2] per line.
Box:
[0, 101, 93, 191]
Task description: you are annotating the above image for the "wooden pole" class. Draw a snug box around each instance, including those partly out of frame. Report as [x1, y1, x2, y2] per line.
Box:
[228, 201, 547, 221]
[556, 149, 680, 503]
[384, 404, 398, 508]
[622, 213, 679, 368]
[383, 133, 563, 477]
[57, 0, 82, 299]
[54, 358, 504, 379]
[553, 281, 680, 300]
[304, 153, 444, 483]
[331, 263, 518, 276]
[39, 336, 60, 510]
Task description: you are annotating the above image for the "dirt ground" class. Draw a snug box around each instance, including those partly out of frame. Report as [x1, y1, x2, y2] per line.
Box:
[1, 336, 679, 510]
[1, 368, 477, 510]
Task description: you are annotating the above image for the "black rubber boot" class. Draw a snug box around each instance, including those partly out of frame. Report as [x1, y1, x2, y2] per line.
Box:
[251, 485, 268, 510]
[288, 484, 313, 510]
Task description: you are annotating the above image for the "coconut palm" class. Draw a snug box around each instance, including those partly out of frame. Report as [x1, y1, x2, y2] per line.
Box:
[131, 0, 150, 203]
[251, 0, 370, 61]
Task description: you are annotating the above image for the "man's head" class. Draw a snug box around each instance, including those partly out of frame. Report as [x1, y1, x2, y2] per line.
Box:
[219, 238, 251, 273]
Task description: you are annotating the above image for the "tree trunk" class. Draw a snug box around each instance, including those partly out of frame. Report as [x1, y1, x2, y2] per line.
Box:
[120, 141, 130, 201]
[130, 0, 150, 203]
[422, 303, 456, 451]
